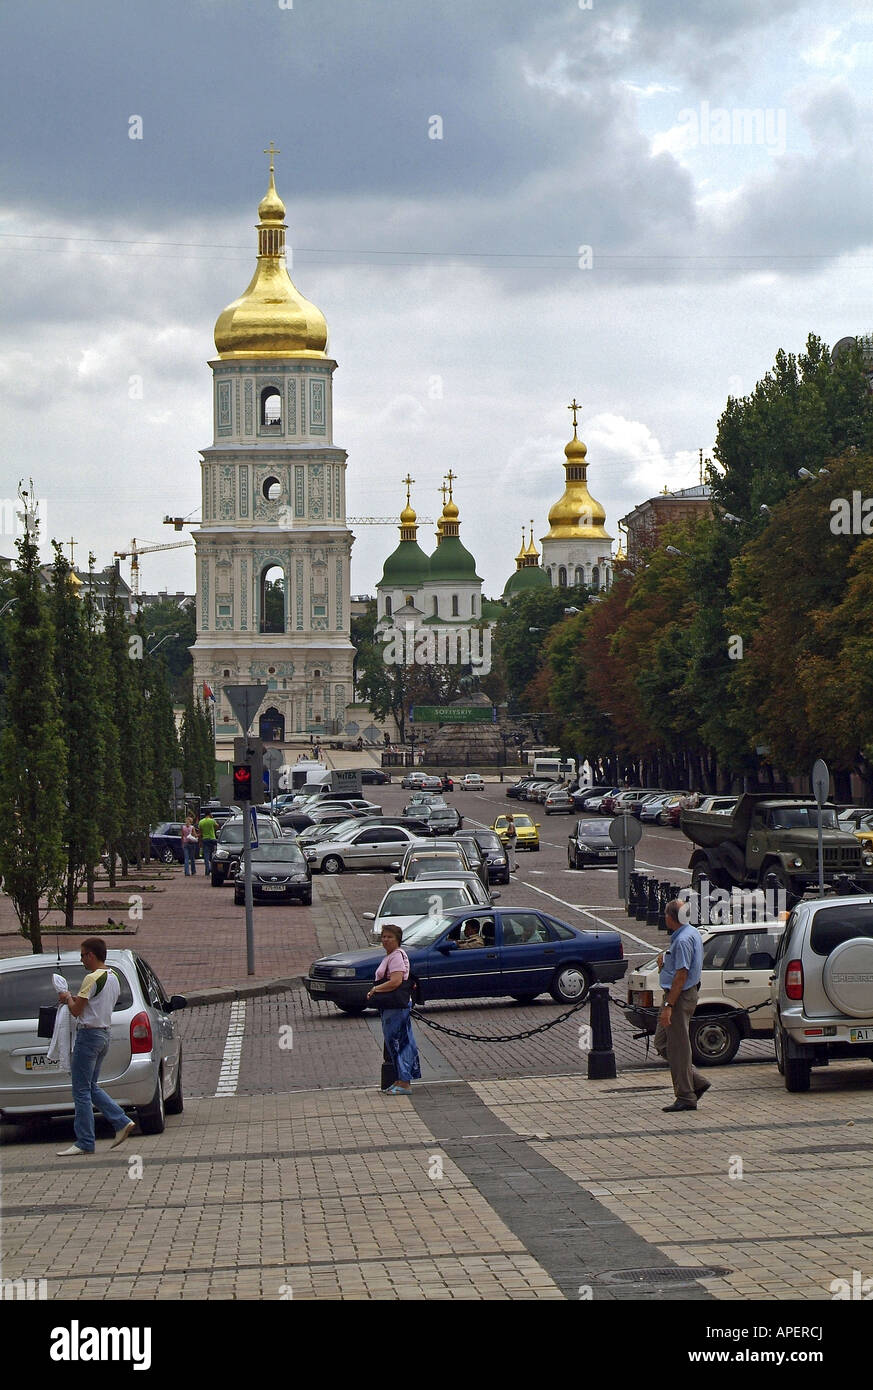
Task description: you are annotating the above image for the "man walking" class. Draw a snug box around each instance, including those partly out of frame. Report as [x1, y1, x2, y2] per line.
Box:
[654, 900, 710, 1112]
[198, 809, 218, 875]
[56, 938, 135, 1155]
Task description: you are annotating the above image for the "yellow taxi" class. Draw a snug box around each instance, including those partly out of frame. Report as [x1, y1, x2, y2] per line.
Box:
[493, 812, 540, 852]
[854, 816, 873, 853]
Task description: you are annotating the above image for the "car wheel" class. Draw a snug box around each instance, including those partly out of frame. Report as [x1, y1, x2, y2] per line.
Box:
[137, 1071, 166, 1135]
[165, 1053, 183, 1115]
[301, 894, 313, 906]
[160, 847, 175, 864]
[690, 1014, 740, 1066]
[550, 963, 591, 1004]
[774, 1023, 786, 1075]
[568, 852, 574, 869]
[322, 855, 343, 875]
[511, 993, 538, 1004]
[532, 844, 540, 852]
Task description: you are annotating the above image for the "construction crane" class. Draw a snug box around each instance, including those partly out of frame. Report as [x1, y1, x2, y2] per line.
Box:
[114, 538, 193, 595]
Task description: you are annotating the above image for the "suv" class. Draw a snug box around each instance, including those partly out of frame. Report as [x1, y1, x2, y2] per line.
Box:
[772, 895, 873, 1091]
[211, 815, 283, 885]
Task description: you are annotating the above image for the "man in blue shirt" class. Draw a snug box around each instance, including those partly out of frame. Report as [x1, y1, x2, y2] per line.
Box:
[654, 900, 710, 1112]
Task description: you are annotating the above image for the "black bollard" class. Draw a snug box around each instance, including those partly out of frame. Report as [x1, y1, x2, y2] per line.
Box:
[635, 875, 650, 921]
[657, 881, 672, 931]
[627, 872, 641, 916]
[646, 876, 660, 925]
[587, 983, 617, 1079]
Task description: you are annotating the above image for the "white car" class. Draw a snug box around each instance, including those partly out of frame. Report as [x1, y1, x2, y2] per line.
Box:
[460, 774, 486, 790]
[363, 877, 493, 936]
[624, 920, 785, 1065]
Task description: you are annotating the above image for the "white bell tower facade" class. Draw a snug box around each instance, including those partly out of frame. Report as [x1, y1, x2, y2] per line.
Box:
[191, 150, 354, 752]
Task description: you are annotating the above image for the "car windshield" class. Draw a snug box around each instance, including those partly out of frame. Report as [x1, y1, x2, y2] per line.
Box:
[379, 888, 469, 917]
[769, 808, 839, 830]
[577, 821, 609, 837]
[250, 845, 305, 864]
[512, 816, 534, 828]
[401, 915, 458, 948]
[409, 856, 465, 874]
[474, 832, 502, 851]
[219, 822, 278, 843]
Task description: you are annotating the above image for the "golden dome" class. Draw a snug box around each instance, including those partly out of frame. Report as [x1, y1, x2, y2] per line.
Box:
[400, 502, 416, 524]
[214, 157, 328, 360]
[543, 425, 612, 542]
[524, 523, 539, 558]
[514, 528, 527, 566]
[443, 498, 459, 521]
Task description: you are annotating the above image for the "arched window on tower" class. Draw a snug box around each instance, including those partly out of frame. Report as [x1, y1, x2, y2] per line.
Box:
[260, 387, 282, 430]
[385, 596, 392, 617]
[574, 567, 584, 587]
[433, 596, 439, 617]
[558, 566, 567, 587]
[471, 594, 477, 615]
[452, 594, 460, 616]
[592, 566, 600, 592]
[260, 565, 285, 633]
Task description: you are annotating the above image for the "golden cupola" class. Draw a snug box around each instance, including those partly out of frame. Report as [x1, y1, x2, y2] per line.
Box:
[542, 414, 611, 542]
[214, 149, 328, 360]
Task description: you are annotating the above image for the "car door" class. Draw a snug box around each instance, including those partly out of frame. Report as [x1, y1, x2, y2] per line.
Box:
[341, 827, 385, 868]
[372, 827, 416, 869]
[721, 928, 782, 1031]
[497, 911, 560, 996]
[135, 956, 180, 1095]
[424, 913, 501, 999]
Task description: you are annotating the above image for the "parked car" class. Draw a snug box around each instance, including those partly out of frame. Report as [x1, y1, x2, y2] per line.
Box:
[395, 843, 473, 882]
[626, 920, 785, 1066]
[149, 822, 184, 864]
[304, 907, 627, 1013]
[630, 792, 666, 818]
[658, 793, 686, 825]
[0, 950, 186, 1132]
[303, 823, 421, 874]
[772, 895, 873, 1091]
[610, 790, 651, 816]
[211, 815, 284, 885]
[571, 785, 616, 812]
[568, 819, 619, 870]
[400, 772, 442, 791]
[360, 767, 391, 785]
[363, 877, 493, 936]
[837, 807, 873, 830]
[418, 803, 462, 835]
[232, 842, 312, 906]
[544, 787, 574, 815]
[697, 796, 738, 816]
[454, 828, 510, 885]
[506, 778, 537, 800]
[640, 793, 674, 823]
[493, 813, 540, 851]
[460, 774, 486, 791]
[440, 773, 455, 792]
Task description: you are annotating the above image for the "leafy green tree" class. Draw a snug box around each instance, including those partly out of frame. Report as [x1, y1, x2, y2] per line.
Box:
[0, 513, 67, 951]
[102, 572, 145, 876]
[138, 596, 196, 701]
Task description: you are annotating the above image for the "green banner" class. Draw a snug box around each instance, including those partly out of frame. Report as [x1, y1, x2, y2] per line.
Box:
[411, 706, 495, 723]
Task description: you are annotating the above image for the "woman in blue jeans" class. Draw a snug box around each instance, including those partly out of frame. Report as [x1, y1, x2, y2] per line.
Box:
[366, 924, 421, 1094]
[181, 815, 200, 876]
[56, 939, 135, 1155]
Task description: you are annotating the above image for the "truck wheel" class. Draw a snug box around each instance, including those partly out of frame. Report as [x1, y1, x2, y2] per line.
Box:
[691, 1014, 740, 1066]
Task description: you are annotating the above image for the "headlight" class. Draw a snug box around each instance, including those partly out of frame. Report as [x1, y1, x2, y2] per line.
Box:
[864, 855, 873, 867]
[330, 967, 356, 979]
[304, 849, 316, 858]
[215, 849, 229, 859]
[792, 857, 803, 868]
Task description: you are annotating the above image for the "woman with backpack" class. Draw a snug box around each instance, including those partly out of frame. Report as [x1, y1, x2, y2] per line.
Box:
[366, 924, 421, 1094]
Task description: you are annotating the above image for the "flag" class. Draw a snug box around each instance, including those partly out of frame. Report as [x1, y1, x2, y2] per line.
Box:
[203, 682, 215, 702]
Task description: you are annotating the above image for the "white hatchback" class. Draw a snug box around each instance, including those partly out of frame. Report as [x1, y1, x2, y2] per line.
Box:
[363, 877, 493, 936]
[625, 920, 785, 1065]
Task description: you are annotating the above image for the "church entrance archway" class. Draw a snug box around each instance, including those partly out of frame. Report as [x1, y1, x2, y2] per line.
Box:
[259, 707, 285, 742]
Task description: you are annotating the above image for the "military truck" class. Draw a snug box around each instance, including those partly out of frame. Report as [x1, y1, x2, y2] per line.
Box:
[681, 793, 873, 902]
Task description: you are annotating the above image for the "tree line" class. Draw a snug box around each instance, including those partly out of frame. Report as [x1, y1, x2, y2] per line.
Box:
[0, 523, 213, 952]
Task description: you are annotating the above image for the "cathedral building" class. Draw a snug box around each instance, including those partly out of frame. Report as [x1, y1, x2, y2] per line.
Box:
[191, 152, 354, 750]
[540, 402, 613, 591]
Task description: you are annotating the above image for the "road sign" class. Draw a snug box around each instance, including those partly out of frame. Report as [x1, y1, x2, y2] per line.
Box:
[609, 814, 643, 848]
[812, 758, 830, 807]
[263, 748, 284, 772]
[250, 806, 259, 848]
[224, 683, 269, 734]
[409, 705, 496, 723]
[170, 767, 183, 791]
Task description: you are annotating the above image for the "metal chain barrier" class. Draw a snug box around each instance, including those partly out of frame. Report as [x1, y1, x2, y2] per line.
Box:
[607, 991, 772, 1024]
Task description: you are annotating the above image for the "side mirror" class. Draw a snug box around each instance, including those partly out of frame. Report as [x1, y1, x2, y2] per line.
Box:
[390, 862, 401, 871]
[437, 941, 457, 954]
[363, 912, 375, 921]
[166, 994, 187, 1012]
[490, 891, 500, 901]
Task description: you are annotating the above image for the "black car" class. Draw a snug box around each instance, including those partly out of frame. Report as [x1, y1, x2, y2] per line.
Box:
[211, 817, 283, 885]
[232, 843, 312, 905]
[568, 818, 619, 869]
[456, 828, 510, 885]
[360, 767, 391, 785]
[420, 804, 462, 835]
[150, 822, 184, 864]
[506, 778, 536, 800]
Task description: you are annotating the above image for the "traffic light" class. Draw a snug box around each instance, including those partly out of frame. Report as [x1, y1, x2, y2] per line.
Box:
[233, 737, 265, 805]
[233, 764, 253, 801]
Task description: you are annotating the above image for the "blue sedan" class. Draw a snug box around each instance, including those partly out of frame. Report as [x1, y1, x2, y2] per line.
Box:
[303, 907, 626, 1014]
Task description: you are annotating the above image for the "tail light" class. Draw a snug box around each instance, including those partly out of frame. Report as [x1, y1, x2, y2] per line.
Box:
[617, 941, 624, 958]
[130, 1011, 153, 1053]
[785, 959, 804, 1000]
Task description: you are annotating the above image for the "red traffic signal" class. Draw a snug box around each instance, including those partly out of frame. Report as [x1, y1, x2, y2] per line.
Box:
[233, 764, 253, 801]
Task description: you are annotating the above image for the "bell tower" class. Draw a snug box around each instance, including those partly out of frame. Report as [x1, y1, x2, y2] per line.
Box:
[191, 148, 355, 750]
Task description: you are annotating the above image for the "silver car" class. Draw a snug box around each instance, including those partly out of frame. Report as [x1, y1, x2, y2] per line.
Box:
[303, 823, 421, 874]
[0, 950, 185, 1134]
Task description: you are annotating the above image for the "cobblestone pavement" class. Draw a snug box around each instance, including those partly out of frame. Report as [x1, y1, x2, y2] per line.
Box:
[2, 782, 867, 1302]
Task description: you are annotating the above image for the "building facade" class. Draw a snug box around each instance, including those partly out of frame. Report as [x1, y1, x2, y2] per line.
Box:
[190, 156, 354, 751]
[619, 483, 713, 569]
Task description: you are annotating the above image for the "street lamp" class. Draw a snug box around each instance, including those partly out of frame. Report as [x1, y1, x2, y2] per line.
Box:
[665, 545, 684, 557]
[564, 606, 580, 615]
[722, 513, 743, 525]
[0, 597, 18, 618]
[147, 632, 179, 656]
[759, 504, 771, 515]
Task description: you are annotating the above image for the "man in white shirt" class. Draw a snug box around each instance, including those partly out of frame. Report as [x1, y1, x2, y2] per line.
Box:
[56, 939, 135, 1155]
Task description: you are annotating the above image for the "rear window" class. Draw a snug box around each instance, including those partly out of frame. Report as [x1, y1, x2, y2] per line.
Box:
[809, 905, 873, 956]
[0, 965, 134, 1022]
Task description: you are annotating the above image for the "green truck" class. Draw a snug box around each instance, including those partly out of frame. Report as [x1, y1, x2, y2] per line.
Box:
[681, 793, 873, 902]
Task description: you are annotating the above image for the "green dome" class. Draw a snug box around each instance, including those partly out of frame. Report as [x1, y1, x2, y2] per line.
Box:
[379, 538, 430, 590]
[428, 536, 481, 582]
[503, 564, 551, 598]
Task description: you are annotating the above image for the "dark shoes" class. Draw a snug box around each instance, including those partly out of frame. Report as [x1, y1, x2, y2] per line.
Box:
[694, 1082, 711, 1100]
[662, 1100, 697, 1112]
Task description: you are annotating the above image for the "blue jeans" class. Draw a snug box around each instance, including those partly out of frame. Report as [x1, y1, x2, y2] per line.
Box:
[183, 843, 198, 875]
[70, 1027, 130, 1152]
[380, 1006, 422, 1084]
[201, 840, 215, 873]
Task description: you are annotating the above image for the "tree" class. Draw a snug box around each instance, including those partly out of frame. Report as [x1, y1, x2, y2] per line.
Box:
[0, 508, 67, 951]
[137, 596, 196, 701]
[102, 571, 144, 876]
[50, 544, 104, 927]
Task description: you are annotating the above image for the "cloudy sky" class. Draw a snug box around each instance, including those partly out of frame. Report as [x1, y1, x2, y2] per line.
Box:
[2, 0, 873, 596]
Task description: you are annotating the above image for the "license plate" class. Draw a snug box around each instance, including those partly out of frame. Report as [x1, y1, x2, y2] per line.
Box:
[25, 1053, 59, 1069]
[850, 1027, 873, 1043]
[598, 850, 613, 855]
[261, 885, 285, 893]
[309, 980, 326, 993]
